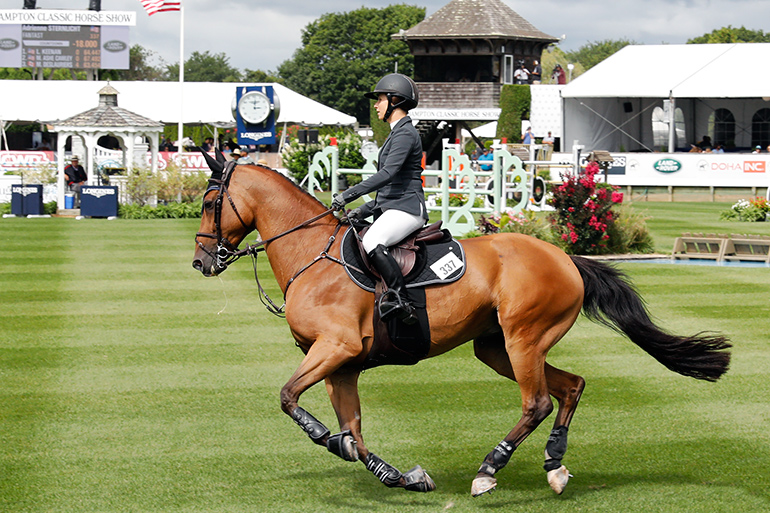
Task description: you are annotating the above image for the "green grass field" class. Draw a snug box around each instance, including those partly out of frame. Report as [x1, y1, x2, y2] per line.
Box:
[1, 203, 769, 512]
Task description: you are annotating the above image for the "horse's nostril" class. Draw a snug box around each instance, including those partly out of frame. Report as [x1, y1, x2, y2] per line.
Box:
[192, 259, 203, 271]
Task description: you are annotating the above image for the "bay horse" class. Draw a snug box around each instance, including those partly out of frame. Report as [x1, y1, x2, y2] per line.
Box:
[192, 152, 731, 497]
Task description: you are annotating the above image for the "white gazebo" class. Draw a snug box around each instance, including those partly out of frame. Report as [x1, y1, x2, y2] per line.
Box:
[52, 84, 164, 210]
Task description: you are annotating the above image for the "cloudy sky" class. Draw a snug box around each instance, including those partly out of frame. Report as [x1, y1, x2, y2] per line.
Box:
[7, 0, 768, 72]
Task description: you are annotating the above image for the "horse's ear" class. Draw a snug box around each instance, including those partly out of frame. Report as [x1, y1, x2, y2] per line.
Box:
[200, 148, 224, 176]
[214, 148, 227, 165]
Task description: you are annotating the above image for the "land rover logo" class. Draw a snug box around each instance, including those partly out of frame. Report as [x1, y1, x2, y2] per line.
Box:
[103, 40, 127, 52]
[0, 38, 20, 51]
[653, 158, 682, 173]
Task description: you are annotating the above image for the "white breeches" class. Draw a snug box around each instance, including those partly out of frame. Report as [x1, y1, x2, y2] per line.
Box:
[361, 209, 426, 254]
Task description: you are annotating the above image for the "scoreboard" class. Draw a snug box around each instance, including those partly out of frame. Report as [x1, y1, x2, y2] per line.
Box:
[0, 9, 133, 70]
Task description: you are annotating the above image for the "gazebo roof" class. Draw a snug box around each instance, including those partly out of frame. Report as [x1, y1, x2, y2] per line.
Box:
[56, 84, 163, 129]
[397, 0, 557, 42]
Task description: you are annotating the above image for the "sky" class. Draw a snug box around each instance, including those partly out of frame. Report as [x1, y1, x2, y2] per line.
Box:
[4, 0, 769, 73]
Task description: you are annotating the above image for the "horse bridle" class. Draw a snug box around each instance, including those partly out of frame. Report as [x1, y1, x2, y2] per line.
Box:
[194, 161, 354, 316]
[195, 160, 252, 273]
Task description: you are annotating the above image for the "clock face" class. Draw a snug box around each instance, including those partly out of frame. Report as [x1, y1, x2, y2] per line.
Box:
[238, 91, 271, 125]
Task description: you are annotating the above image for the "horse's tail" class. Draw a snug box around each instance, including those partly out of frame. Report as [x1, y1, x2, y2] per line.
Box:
[570, 256, 731, 382]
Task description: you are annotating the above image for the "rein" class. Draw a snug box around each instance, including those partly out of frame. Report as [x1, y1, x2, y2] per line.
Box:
[195, 161, 359, 317]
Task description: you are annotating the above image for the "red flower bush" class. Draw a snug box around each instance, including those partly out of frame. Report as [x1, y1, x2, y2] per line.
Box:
[548, 162, 624, 254]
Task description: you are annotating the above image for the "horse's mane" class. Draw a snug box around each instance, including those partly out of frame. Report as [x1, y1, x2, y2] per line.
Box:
[250, 164, 327, 209]
[199, 148, 328, 211]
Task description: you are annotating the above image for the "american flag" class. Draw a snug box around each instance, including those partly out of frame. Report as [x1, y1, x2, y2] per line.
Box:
[139, 0, 181, 16]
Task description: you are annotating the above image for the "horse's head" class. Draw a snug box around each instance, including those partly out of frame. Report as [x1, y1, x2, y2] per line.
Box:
[192, 149, 255, 276]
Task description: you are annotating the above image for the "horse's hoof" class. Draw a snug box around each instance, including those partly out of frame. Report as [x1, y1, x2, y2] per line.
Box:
[547, 465, 571, 494]
[403, 465, 436, 492]
[471, 475, 497, 497]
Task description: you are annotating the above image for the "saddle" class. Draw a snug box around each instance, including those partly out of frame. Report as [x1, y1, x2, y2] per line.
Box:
[340, 220, 467, 370]
[355, 221, 446, 279]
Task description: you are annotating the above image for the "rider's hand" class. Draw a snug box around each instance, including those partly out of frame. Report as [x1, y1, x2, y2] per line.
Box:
[347, 207, 363, 221]
[331, 194, 346, 210]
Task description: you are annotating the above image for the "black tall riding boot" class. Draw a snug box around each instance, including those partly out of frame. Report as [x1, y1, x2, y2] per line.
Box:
[367, 244, 417, 325]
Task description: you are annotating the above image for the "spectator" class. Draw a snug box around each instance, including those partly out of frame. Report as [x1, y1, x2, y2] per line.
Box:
[697, 135, 712, 151]
[552, 65, 566, 85]
[236, 147, 255, 165]
[201, 137, 214, 152]
[513, 63, 530, 85]
[713, 144, 725, 154]
[521, 127, 534, 145]
[531, 60, 542, 84]
[64, 156, 87, 208]
[477, 148, 493, 171]
[542, 131, 555, 146]
[752, 145, 762, 154]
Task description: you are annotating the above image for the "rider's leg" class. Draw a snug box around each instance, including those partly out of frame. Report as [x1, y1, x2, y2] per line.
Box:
[362, 209, 424, 324]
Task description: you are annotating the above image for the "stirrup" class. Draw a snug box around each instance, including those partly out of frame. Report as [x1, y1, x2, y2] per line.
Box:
[379, 291, 417, 325]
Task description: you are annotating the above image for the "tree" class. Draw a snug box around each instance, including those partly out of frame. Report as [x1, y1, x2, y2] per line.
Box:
[278, 5, 425, 125]
[566, 39, 638, 71]
[687, 26, 770, 44]
[98, 44, 165, 81]
[243, 69, 283, 84]
[166, 50, 242, 82]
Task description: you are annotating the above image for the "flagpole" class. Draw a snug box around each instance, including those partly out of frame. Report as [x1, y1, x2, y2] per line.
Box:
[177, 5, 184, 156]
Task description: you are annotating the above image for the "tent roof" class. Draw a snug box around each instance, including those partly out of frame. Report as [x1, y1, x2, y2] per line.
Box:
[0, 81, 357, 126]
[561, 43, 770, 99]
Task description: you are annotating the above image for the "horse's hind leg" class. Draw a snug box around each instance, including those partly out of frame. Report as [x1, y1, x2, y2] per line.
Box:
[473, 337, 584, 495]
[471, 334, 554, 497]
[542, 363, 585, 494]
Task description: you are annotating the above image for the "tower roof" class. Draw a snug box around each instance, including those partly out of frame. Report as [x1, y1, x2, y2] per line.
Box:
[398, 0, 557, 42]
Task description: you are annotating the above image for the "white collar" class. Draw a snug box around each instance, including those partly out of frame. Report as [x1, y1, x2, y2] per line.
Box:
[389, 119, 399, 129]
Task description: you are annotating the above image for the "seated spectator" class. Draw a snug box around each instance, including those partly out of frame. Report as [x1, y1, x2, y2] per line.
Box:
[697, 135, 712, 151]
[64, 156, 87, 208]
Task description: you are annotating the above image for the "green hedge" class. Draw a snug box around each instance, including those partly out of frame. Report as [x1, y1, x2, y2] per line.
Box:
[118, 201, 202, 219]
[496, 85, 531, 142]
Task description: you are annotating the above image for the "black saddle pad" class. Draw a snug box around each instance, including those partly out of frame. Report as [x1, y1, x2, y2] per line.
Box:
[341, 227, 467, 293]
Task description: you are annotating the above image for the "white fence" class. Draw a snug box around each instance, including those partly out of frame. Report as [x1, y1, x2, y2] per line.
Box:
[306, 146, 546, 236]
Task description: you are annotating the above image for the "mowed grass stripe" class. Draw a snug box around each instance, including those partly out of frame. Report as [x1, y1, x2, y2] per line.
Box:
[1, 213, 769, 512]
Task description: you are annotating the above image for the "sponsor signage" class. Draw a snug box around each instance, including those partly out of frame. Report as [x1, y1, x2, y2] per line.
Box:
[653, 158, 682, 173]
[234, 86, 278, 146]
[81, 185, 118, 217]
[10, 183, 43, 215]
[580, 154, 627, 175]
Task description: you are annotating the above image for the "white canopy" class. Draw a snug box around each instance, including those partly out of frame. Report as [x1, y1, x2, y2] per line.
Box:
[562, 43, 770, 99]
[561, 43, 770, 152]
[0, 80, 357, 126]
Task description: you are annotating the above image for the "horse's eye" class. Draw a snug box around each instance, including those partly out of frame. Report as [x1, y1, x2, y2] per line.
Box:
[203, 200, 214, 211]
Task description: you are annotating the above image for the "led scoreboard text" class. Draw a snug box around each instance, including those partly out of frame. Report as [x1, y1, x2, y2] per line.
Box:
[22, 24, 102, 69]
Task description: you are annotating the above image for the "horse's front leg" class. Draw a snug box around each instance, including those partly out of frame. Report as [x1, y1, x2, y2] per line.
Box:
[280, 339, 358, 450]
[325, 369, 435, 493]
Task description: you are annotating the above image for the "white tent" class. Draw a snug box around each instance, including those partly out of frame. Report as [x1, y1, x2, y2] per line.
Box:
[0, 80, 357, 127]
[561, 43, 770, 152]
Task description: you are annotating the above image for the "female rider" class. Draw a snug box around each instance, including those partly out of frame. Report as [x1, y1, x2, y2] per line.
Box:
[331, 73, 428, 324]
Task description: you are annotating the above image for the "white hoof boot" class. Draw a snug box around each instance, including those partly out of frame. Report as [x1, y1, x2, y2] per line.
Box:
[471, 475, 497, 497]
[547, 465, 571, 494]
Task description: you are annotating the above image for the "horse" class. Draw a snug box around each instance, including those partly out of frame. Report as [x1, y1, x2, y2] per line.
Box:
[192, 151, 731, 497]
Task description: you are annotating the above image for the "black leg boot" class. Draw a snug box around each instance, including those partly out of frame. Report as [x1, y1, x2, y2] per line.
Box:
[367, 244, 417, 325]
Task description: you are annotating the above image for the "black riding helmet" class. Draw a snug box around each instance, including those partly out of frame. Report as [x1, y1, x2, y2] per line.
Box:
[364, 73, 419, 121]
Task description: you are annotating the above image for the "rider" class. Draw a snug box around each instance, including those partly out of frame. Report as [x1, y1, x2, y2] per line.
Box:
[331, 73, 428, 324]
